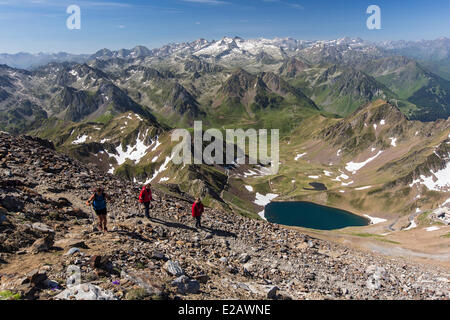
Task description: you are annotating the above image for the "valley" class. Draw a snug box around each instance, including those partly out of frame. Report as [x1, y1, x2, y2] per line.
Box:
[0, 36, 449, 271]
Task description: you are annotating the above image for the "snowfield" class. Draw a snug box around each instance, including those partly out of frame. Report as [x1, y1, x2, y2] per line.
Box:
[345, 151, 383, 174]
[106, 132, 149, 166]
[364, 215, 387, 225]
[145, 155, 173, 184]
[409, 160, 450, 192]
[254, 192, 279, 221]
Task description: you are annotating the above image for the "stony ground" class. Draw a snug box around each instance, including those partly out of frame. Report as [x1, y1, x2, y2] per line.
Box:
[0, 132, 449, 300]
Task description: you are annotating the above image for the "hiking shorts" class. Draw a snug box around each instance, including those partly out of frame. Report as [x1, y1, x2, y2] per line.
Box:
[94, 208, 107, 216]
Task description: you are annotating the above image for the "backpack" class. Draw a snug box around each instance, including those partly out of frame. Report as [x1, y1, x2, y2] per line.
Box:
[93, 193, 106, 210]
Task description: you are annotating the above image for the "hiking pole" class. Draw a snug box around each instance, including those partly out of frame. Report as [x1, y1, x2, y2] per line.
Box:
[90, 205, 99, 232]
[110, 207, 117, 231]
[110, 200, 119, 232]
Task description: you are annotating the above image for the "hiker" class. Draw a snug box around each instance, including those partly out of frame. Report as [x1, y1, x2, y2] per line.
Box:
[86, 187, 110, 232]
[139, 184, 153, 219]
[192, 198, 204, 229]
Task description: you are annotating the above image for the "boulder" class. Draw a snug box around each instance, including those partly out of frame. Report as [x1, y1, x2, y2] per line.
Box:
[89, 255, 115, 274]
[267, 286, 279, 299]
[120, 270, 163, 297]
[26, 269, 48, 287]
[239, 253, 251, 263]
[64, 248, 80, 256]
[31, 222, 54, 234]
[194, 274, 209, 284]
[54, 238, 87, 249]
[151, 250, 167, 261]
[0, 195, 24, 212]
[163, 260, 184, 277]
[55, 283, 117, 300]
[171, 276, 200, 295]
[28, 234, 54, 254]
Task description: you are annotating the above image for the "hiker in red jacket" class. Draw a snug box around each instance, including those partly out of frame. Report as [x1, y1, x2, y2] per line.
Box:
[139, 184, 153, 219]
[192, 198, 204, 229]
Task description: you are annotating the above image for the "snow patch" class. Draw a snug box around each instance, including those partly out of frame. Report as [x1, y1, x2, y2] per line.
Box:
[333, 172, 350, 182]
[145, 155, 173, 184]
[294, 153, 307, 161]
[245, 185, 254, 192]
[72, 135, 88, 145]
[425, 226, 440, 232]
[254, 193, 278, 221]
[404, 220, 417, 231]
[409, 161, 450, 192]
[345, 151, 383, 174]
[364, 215, 387, 225]
[151, 137, 161, 152]
[106, 133, 149, 166]
[389, 137, 397, 147]
[442, 198, 450, 206]
[355, 186, 372, 191]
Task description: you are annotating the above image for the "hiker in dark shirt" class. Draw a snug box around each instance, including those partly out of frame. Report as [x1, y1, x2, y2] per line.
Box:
[86, 187, 110, 232]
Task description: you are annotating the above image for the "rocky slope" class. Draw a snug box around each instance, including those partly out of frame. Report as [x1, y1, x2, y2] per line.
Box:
[0, 132, 449, 300]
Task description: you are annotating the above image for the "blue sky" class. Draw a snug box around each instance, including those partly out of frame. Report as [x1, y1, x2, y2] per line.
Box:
[0, 0, 449, 53]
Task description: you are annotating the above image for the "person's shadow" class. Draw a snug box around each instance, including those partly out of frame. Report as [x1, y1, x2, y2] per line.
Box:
[148, 216, 198, 232]
[113, 229, 153, 243]
[148, 216, 237, 238]
[201, 226, 237, 238]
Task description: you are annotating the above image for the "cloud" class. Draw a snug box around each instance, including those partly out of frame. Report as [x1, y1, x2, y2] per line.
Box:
[262, 0, 303, 9]
[0, 0, 134, 8]
[80, 1, 133, 8]
[181, 0, 230, 5]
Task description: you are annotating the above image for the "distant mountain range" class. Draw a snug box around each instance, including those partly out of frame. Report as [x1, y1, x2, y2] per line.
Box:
[0, 36, 449, 219]
[2, 37, 449, 69]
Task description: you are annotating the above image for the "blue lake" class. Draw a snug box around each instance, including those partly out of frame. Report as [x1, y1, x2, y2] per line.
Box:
[264, 201, 370, 230]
